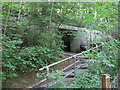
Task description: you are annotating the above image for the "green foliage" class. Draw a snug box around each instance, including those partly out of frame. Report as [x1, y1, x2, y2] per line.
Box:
[60, 29, 77, 37]
[2, 2, 65, 81]
[69, 70, 101, 88]
[49, 70, 64, 81]
[2, 33, 64, 80]
[82, 2, 119, 39]
[48, 70, 67, 88]
[84, 13, 94, 22]
[85, 36, 119, 76]
[37, 70, 67, 88]
[2, 34, 23, 80]
[1, 2, 119, 88]
[67, 35, 119, 88]
[68, 35, 119, 88]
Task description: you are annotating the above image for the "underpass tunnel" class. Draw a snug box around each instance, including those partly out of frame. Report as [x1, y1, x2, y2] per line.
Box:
[62, 33, 71, 52]
[62, 34, 87, 53]
[60, 29, 88, 53]
[60, 29, 82, 53]
[59, 25, 104, 53]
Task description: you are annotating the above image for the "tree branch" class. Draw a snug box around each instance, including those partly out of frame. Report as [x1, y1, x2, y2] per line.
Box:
[57, 4, 76, 29]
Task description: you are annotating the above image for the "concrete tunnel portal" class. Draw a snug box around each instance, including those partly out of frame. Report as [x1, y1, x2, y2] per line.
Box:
[58, 24, 105, 53]
[60, 29, 84, 53]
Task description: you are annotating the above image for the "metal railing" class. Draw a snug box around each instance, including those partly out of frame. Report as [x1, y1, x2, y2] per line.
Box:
[38, 44, 103, 88]
[110, 73, 119, 88]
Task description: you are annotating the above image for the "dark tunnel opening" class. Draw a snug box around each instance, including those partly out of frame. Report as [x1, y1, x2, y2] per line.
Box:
[60, 29, 89, 53]
[62, 34, 71, 52]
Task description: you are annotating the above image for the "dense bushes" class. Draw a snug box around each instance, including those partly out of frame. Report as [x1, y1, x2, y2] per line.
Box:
[69, 70, 101, 88]
[2, 2, 119, 88]
[2, 30, 64, 80]
[67, 36, 119, 88]
[2, 34, 23, 80]
[47, 35, 119, 88]
[86, 36, 119, 76]
[2, 2, 66, 81]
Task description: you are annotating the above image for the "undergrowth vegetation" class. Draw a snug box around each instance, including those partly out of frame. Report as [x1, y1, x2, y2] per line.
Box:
[69, 70, 101, 88]
[1, 2, 119, 88]
[2, 31, 64, 80]
[68, 36, 119, 88]
[49, 36, 119, 88]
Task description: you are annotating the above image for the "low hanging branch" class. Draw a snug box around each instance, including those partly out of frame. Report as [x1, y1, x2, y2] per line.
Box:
[47, 1, 54, 30]
[57, 3, 76, 28]
[49, 2, 54, 25]
[4, 2, 11, 35]
[17, 0, 23, 21]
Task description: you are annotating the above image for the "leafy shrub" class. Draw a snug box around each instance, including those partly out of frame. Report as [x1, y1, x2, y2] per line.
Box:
[68, 36, 119, 88]
[2, 34, 23, 80]
[2, 31, 64, 80]
[48, 70, 67, 88]
[86, 36, 119, 76]
[69, 70, 101, 88]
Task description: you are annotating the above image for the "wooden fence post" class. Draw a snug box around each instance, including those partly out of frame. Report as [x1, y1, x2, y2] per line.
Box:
[101, 74, 110, 89]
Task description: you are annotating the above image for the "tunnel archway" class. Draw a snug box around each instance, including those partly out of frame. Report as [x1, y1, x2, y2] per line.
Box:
[58, 24, 105, 53]
[62, 34, 71, 52]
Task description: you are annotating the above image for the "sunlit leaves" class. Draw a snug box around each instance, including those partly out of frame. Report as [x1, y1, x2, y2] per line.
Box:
[84, 13, 94, 22]
[77, 9, 86, 12]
